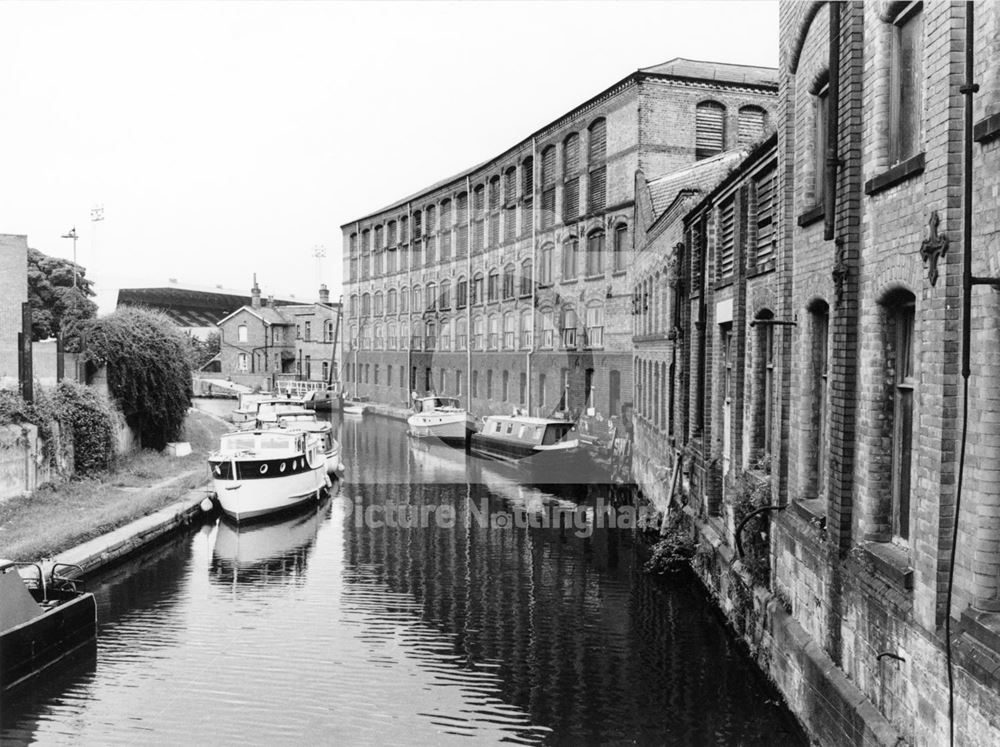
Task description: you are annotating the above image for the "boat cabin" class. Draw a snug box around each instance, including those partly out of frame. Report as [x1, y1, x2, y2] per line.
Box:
[480, 416, 576, 446]
[412, 396, 463, 413]
[218, 430, 309, 457]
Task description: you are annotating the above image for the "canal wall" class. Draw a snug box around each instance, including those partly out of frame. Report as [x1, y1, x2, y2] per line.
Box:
[0, 421, 74, 501]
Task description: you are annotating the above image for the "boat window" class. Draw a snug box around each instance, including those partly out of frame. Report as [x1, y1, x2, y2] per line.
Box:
[519, 426, 528, 439]
[542, 424, 570, 445]
[259, 435, 292, 450]
[222, 435, 256, 451]
[506, 423, 514, 434]
[494, 422, 502, 433]
[534, 427, 543, 441]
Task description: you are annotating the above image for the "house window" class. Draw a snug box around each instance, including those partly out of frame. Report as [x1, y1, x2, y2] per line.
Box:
[539, 373, 546, 408]
[488, 269, 499, 302]
[539, 245, 553, 285]
[755, 165, 777, 266]
[472, 273, 484, 305]
[889, 3, 924, 165]
[586, 231, 604, 277]
[520, 259, 533, 297]
[456, 370, 463, 396]
[473, 317, 484, 350]
[238, 324, 248, 343]
[503, 313, 515, 349]
[473, 370, 479, 398]
[520, 309, 532, 349]
[519, 373, 526, 405]
[502, 265, 515, 300]
[718, 198, 736, 280]
[585, 304, 604, 348]
[237, 353, 248, 371]
[440, 280, 451, 310]
[562, 238, 578, 281]
[456, 318, 467, 350]
[425, 282, 436, 311]
[305, 355, 312, 379]
[613, 224, 627, 272]
[304, 321, 312, 341]
[457, 277, 468, 308]
[695, 101, 726, 159]
[887, 291, 916, 541]
[272, 327, 281, 345]
[488, 315, 499, 349]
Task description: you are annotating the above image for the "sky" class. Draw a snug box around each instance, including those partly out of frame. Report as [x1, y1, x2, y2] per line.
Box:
[1, 1, 778, 312]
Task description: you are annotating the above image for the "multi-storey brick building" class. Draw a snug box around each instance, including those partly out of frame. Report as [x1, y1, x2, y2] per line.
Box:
[0, 234, 28, 388]
[341, 58, 777, 418]
[216, 279, 342, 391]
[634, 4, 1000, 745]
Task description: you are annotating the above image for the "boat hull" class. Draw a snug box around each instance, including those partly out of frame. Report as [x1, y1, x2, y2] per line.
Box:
[469, 436, 609, 486]
[407, 412, 473, 443]
[210, 460, 328, 522]
[0, 591, 97, 693]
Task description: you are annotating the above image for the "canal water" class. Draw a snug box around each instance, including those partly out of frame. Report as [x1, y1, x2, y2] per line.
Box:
[2, 402, 807, 745]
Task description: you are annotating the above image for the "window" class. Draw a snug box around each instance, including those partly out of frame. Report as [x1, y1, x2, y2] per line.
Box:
[695, 101, 725, 159]
[718, 197, 736, 280]
[473, 185, 485, 252]
[456, 370, 463, 396]
[755, 165, 777, 266]
[588, 118, 607, 213]
[520, 309, 532, 349]
[296, 324, 302, 340]
[487, 370, 494, 400]
[503, 312, 516, 349]
[425, 282, 436, 311]
[237, 352, 248, 371]
[613, 225, 627, 272]
[814, 81, 829, 206]
[388, 321, 397, 350]
[400, 216, 409, 243]
[754, 311, 776, 460]
[561, 307, 578, 349]
[387, 289, 397, 315]
[586, 231, 604, 276]
[473, 317, 484, 350]
[362, 293, 371, 316]
[440, 280, 451, 310]
[472, 273, 484, 305]
[238, 324, 248, 343]
[540, 312, 554, 348]
[488, 269, 499, 302]
[889, 3, 923, 165]
[564, 133, 580, 175]
[521, 157, 534, 231]
[425, 205, 436, 235]
[488, 315, 499, 349]
[456, 317, 467, 350]
[304, 321, 312, 340]
[456, 193, 468, 256]
[374, 292, 383, 316]
[502, 371, 509, 401]
[489, 176, 501, 246]
[562, 238, 578, 280]
[400, 288, 409, 314]
[887, 291, 916, 541]
[412, 285, 422, 312]
[504, 167, 517, 242]
[387, 247, 397, 274]
[387, 220, 397, 247]
[520, 259, 533, 297]
[541, 145, 556, 229]
[585, 304, 604, 348]
[519, 373, 526, 405]
[273, 326, 281, 345]
[349, 233, 358, 256]
[457, 276, 468, 308]
[425, 235, 436, 265]
[539, 244, 553, 285]
[738, 106, 767, 147]
[502, 264, 515, 300]
[539, 373, 546, 408]
[473, 370, 480, 398]
[811, 302, 830, 499]
[563, 176, 579, 223]
[440, 320, 451, 351]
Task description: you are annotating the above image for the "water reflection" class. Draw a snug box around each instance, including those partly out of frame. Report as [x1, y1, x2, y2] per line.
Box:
[0, 401, 806, 745]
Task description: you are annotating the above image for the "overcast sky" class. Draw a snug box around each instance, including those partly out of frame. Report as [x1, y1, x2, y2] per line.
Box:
[1, 1, 777, 311]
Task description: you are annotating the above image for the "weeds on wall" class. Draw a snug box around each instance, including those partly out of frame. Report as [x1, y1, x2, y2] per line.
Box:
[83, 307, 193, 450]
[643, 510, 695, 576]
[734, 470, 773, 588]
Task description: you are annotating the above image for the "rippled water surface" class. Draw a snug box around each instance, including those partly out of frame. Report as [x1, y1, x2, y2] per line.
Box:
[2, 402, 807, 745]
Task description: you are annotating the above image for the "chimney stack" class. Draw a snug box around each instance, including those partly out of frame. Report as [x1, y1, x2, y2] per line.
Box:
[319, 284, 330, 304]
[251, 274, 261, 309]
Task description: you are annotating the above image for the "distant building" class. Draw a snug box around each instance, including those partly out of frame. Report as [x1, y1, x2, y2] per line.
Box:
[215, 280, 342, 391]
[341, 58, 778, 416]
[0, 234, 28, 389]
[116, 280, 302, 340]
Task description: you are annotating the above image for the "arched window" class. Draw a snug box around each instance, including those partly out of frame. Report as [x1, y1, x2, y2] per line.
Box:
[374, 291, 384, 316]
[473, 185, 486, 251]
[456, 317, 468, 350]
[882, 289, 917, 542]
[456, 192, 468, 256]
[387, 321, 398, 350]
[503, 312, 516, 349]
[238, 324, 248, 343]
[738, 105, 768, 146]
[540, 145, 556, 229]
[696, 101, 726, 159]
[387, 220, 397, 247]
[374, 224, 383, 249]
[349, 233, 359, 256]
[520, 258, 533, 296]
[473, 316, 484, 350]
[586, 230, 605, 277]
[540, 309, 555, 348]
[374, 323, 384, 350]
[585, 302, 604, 348]
[488, 268, 500, 302]
[440, 199, 452, 259]
[488, 314, 499, 349]
[612, 224, 628, 273]
[539, 244, 554, 284]
[502, 264, 515, 300]
[400, 320, 409, 350]
[387, 289, 397, 315]
[588, 118, 607, 212]
[457, 275, 468, 308]
[399, 288, 409, 314]
[425, 204, 436, 234]
[440, 279, 451, 309]
[472, 272, 484, 305]
[411, 285, 422, 312]
[349, 325, 358, 350]
[349, 294, 358, 316]
[521, 156, 534, 231]
[504, 167, 517, 242]
[560, 305, 578, 349]
[425, 282, 437, 311]
[440, 319, 451, 351]
[488, 176, 501, 247]
[563, 132, 581, 174]
[562, 237, 578, 280]
[563, 133, 581, 222]
[412, 320, 425, 350]
[520, 309, 532, 349]
[362, 293, 371, 316]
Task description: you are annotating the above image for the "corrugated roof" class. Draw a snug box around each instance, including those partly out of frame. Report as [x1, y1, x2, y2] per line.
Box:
[639, 57, 778, 87]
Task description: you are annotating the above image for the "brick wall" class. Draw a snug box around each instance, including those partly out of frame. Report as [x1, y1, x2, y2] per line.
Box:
[0, 234, 28, 385]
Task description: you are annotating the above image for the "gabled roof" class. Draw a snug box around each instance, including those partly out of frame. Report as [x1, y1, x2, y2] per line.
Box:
[639, 57, 778, 88]
[646, 149, 749, 218]
[216, 304, 293, 327]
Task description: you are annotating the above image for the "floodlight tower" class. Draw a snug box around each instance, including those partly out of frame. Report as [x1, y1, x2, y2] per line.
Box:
[61, 227, 79, 288]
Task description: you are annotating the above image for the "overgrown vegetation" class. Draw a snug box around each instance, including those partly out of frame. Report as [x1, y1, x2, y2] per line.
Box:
[186, 331, 220, 370]
[83, 307, 193, 450]
[643, 509, 695, 576]
[27, 247, 98, 351]
[0, 382, 116, 475]
[733, 470, 774, 588]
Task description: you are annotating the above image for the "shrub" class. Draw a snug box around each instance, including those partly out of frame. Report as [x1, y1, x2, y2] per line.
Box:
[643, 510, 695, 576]
[53, 381, 116, 475]
[83, 307, 193, 450]
[733, 470, 773, 588]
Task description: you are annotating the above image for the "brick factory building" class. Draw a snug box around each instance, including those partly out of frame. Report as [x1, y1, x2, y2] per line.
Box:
[341, 58, 777, 418]
[626, 3, 1000, 745]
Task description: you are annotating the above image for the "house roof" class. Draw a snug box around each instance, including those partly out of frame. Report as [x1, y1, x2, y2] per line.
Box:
[216, 304, 294, 327]
[646, 148, 748, 217]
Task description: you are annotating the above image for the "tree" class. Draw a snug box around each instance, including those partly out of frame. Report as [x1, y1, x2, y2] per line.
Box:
[27, 247, 97, 350]
[83, 307, 193, 450]
[186, 330, 220, 370]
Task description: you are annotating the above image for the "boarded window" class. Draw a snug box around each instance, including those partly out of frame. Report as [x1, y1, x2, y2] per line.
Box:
[588, 118, 606, 163]
[563, 133, 580, 174]
[563, 177, 579, 222]
[696, 101, 725, 160]
[738, 106, 767, 147]
[718, 198, 736, 279]
[588, 165, 606, 213]
[890, 3, 923, 165]
[541, 188, 555, 228]
[541, 146, 556, 186]
[504, 168, 517, 204]
[522, 157, 533, 195]
[755, 165, 776, 265]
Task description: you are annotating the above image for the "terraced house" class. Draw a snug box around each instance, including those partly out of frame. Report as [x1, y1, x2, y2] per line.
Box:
[341, 58, 777, 418]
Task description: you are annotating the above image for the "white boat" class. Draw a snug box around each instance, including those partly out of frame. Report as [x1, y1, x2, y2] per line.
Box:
[208, 429, 330, 522]
[251, 398, 309, 428]
[342, 401, 368, 416]
[407, 396, 475, 443]
[273, 410, 344, 475]
[231, 392, 274, 424]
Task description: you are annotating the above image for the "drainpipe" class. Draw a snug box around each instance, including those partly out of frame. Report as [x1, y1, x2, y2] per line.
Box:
[466, 178, 472, 412]
[528, 137, 537, 415]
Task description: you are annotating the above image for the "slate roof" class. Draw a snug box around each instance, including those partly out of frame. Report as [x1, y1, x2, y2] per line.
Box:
[646, 149, 749, 218]
[639, 58, 778, 88]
